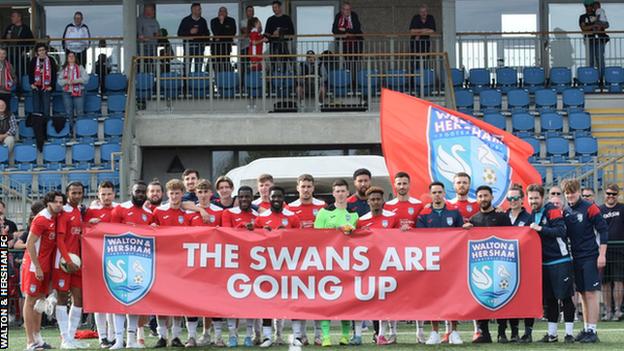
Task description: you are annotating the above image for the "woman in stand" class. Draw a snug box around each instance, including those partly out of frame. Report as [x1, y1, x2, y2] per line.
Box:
[58, 51, 88, 120]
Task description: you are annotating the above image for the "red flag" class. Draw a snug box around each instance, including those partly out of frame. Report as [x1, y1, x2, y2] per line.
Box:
[380, 89, 542, 206]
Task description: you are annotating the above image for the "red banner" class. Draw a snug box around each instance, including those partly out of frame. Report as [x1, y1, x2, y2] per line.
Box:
[380, 89, 542, 208]
[83, 224, 542, 320]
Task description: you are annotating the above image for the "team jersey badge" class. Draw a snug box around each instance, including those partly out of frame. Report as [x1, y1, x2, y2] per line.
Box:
[446, 217, 454, 226]
[518, 221, 525, 227]
[345, 214, 351, 222]
[104, 232, 155, 305]
[382, 220, 388, 228]
[313, 209, 319, 216]
[408, 207, 414, 215]
[210, 215, 215, 223]
[141, 214, 148, 222]
[468, 236, 520, 311]
[282, 218, 289, 226]
[577, 213, 583, 223]
[467, 204, 473, 213]
[178, 216, 185, 224]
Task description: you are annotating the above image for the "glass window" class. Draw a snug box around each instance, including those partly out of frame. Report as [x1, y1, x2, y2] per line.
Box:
[212, 151, 237, 180]
[295, 5, 335, 55]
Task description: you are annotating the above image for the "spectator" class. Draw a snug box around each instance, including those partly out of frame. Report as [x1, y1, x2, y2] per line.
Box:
[331, 1, 363, 79]
[296, 50, 326, 103]
[549, 196, 563, 209]
[137, 3, 160, 73]
[579, 1, 607, 79]
[239, 5, 255, 86]
[0, 47, 15, 111]
[2, 10, 34, 88]
[581, 187, 595, 203]
[177, 2, 210, 75]
[158, 29, 175, 75]
[210, 7, 237, 72]
[0, 99, 17, 156]
[248, 17, 268, 72]
[265, 1, 295, 72]
[94, 39, 112, 94]
[62, 11, 91, 69]
[0, 199, 18, 237]
[409, 4, 436, 69]
[599, 183, 624, 321]
[28, 43, 57, 119]
[57, 52, 88, 119]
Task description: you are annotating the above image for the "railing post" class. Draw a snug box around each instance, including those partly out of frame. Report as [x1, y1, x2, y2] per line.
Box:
[20, 183, 27, 228]
[366, 56, 372, 112]
[156, 56, 161, 110]
[484, 37, 489, 69]
[314, 56, 320, 113]
[457, 36, 463, 69]
[261, 59, 267, 112]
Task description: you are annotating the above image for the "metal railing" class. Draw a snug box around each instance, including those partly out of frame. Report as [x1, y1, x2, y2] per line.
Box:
[131, 51, 454, 114]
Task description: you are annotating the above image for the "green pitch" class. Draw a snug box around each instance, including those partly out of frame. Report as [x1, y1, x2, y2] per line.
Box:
[8, 321, 624, 350]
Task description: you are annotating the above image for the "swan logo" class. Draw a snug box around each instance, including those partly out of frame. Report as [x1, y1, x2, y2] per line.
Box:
[468, 236, 519, 311]
[427, 107, 512, 206]
[103, 233, 155, 305]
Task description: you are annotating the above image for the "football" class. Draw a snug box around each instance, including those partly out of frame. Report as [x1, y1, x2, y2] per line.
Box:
[60, 253, 82, 273]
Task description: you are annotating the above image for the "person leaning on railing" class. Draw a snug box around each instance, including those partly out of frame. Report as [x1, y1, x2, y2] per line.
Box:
[210, 7, 237, 72]
[177, 2, 210, 75]
[2, 10, 34, 89]
[62, 11, 91, 70]
[331, 0, 363, 83]
[137, 3, 161, 74]
[265, 0, 295, 72]
[409, 4, 436, 71]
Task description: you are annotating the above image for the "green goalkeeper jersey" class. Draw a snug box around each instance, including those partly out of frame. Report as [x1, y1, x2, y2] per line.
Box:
[313, 206, 359, 229]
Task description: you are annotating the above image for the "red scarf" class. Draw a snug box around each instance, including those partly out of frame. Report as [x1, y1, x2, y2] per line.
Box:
[34, 56, 52, 89]
[1, 60, 13, 91]
[338, 15, 353, 31]
[63, 64, 82, 97]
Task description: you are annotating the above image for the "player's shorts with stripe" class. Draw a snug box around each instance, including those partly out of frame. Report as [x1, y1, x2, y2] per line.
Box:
[52, 268, 82, 291]
[573, 256, 601, 292]
[543, 261, 575, 300]
[21, 264, 51, 297]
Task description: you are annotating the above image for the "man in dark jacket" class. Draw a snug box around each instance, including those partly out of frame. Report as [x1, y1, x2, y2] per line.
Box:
[210, 7, 236, 72]
[177, 2, 210, 75]
[331, 1, 363, 79]
[265, 1, 295, 72]
[2, 10, 34, 88]
[27, 43, 58, 151]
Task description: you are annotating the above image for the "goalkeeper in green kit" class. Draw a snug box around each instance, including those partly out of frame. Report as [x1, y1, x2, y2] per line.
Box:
[314, 179, 360, 346]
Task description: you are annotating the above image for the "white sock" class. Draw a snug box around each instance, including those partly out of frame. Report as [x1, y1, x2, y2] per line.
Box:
[444, 320, 450, 334]
[226, 319, 237, 336]
[214, 320, 224, 339]
[584, 322, 588, 331]
[113, 314, 126, 343]
[246, 319, 254, 337]
[587, 323, 596, 332]
[548, 322, 558, 336]
[172, 317, 182, 339]
[354, 321, 362, 337]
[68, 306, 82, 340]
[127, 330, 137, 344]
[262, 326, 272, 339]
[292, 320, 302, 338]
[378, 321, 386, 337]
[390, 321, 398, 335]
[56, 306, 70, 341]
[35, 332, 44, 345]
[416, 321, 425, 337]
[137, 325, 145, 341]
[565, 322, 574, 335]
[188, 320, 198, 339]
[314, 320, 321, 338]
[127, 315, 138, 333]
[95, 313, 108, 341]
[275, 319, 283, 337]
[157, 317, 169, 340]
[473, 320, 479, 333]
[107, 314, 115, 340]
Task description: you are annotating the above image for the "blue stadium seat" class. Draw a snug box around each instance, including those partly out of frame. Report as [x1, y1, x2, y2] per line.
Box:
[135, 73, 155, 100]
[533, 164, 547, 182]
[414, 69, 435, 96]
[85, 94, 102, 115]
[104, 73, 128, 95]
[101, 142, 121, 166]
[271, 71, 295, 97]
[468, 68, 490, 93]
[215, 71, 239, 98]
[107, 95, 126, 114]
[483, 113, 506, 130]
[9, 173, 33, 190]
[575, 67, 599, 93]
[605, 66, 624, 93]
[451, 68, 464, 88]
[568, 112, 591, 137]
[46, 119, 70, 142]
[14, 144, 37, 170]
[553, 165, 577, 182]
[21, 75, 31, 95]
[479, 89, 502, 114]
[455, 89, 474, 115]
[328, 69, 352, 96]
[549, 67, 572, 93]
[546, 136, 569, 163]
[511, 113, 534, 137]
[562, 88, 584, 113]
[244, 71, 262, 98]
[75, 118, 99, 143]
[535, 89, 557, 114]
[18, 120, 35, 142]
[495, 67, 517, 93]
[10, 95, 18, 115]
[103, 118, 123, 142]
[38, 172, 63, 191]
[540, 112, 563, 137]
[383, 69, 408, 93]
[0, 145, 8, 170]
[85, 74, 99, 95]
[24, 95, 33, 115]
[42, 143, 66, 170]
[357, 69, 380, 96]
[575, 136, 598, 163]
[161, 72, 183, 98]
[522, 67, 545, 93]
[72, 143, 95, 169]
[507, 89, 530, 113]
[97, 171, 120, 187]
[521, 136, 540, 161]
[189, 72, 211, 97]
[68, 172, 92, 191]
[52, 94, 66, 115]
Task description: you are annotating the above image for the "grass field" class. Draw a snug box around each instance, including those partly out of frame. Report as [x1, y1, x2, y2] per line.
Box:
[8, 321, 624, 350]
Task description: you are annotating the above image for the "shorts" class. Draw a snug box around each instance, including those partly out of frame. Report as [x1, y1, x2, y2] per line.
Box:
[573, 256, 601, 292]
[543, 261, 575, 300]
[20, 264, 51, 297]
[603, 247, 624, 282]
[52, 268, 82, 291]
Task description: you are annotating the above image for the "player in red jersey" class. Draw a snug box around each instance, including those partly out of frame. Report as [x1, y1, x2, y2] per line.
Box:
[188, 179, 223, 227]
[22, 191, 65, 351]
[84, 181, 117, 348]
[256, 186, 301, 230]
[288, 174, 325, 229]
[144, 179, 164, 212]
[347, 168, 372, 216]
[222, 186, 258, 229]
[384, 172, 423, 228]
[449, 172, 478, 222]
[53, 182, 89, 349]
[252, 173, 274, 213]
[151, 179, 190, 348]
[109, 181, 152, 350]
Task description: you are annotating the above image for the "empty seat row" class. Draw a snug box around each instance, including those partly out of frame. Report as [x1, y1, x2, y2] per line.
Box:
[2, 142, 121, 171]
[13, 93, 126, 118]
[16, 117, 123, 143]
[3, 170, 119, 192]
[456, 88, 585, 115]
[521, 136, 598, 163]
